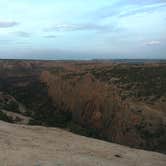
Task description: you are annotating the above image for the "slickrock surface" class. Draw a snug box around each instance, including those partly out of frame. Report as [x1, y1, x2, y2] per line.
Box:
[0, 121, 165, 166]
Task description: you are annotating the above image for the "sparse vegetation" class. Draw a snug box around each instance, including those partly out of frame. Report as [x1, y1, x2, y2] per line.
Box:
[0, 111, 13, 123]
[0, 60, 165, 153]
[91, 64, 166, 101]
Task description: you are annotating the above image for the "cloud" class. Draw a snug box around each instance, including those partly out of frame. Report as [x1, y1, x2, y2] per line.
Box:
[118, 0, 165, 6]
[0, 21, 19, 28]
[15, 41, 30, 45]
[47, 23, 109, 32]
[94, 1, 166, 19]
[120, 3, 166, 17]
[14, 31, 31, 38]
[0, 39, 12, 44]
[145, 40, 161, 46]
[44, 35, 57, 38]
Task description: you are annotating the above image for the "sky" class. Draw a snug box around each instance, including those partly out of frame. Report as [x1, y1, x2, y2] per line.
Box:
[0, 0, 166, 60]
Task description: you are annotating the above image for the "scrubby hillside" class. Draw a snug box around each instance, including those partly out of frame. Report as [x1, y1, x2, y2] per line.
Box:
[0, 60, 165, 153]
[40, 70, 166, 152]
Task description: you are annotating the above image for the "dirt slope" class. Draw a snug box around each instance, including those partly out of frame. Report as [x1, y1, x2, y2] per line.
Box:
[0, 121, 165, 166]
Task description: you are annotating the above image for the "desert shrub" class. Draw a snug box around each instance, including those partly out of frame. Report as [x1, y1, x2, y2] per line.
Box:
[67, 121, 99, 138]
[0, 111, 13, 123]
[67, 121, 90, 136]
[29, 99, 72, 127]
[3, 100, 19, 112]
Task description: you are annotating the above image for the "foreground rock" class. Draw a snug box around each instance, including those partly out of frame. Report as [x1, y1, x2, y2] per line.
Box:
[0, 121, 166, 166]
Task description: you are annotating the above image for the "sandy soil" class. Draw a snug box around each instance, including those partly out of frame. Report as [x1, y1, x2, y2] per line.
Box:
[0, 120, 165, 166]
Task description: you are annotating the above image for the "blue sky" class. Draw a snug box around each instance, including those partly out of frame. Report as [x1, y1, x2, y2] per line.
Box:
[0, 0, 166, 59]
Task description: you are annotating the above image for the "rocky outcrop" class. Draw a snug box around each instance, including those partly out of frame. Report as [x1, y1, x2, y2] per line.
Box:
[0, 92, 31, 124]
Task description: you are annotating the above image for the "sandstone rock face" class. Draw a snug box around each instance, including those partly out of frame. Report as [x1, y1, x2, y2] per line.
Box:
[0, 121, 166, 166]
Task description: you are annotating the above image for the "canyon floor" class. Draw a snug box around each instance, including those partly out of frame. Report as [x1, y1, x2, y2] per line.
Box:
[0, 121, 166, 166]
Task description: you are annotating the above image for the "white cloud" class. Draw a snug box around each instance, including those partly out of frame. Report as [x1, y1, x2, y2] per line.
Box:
[14, 31, 31, 37]
[44, 35, 57, 38]
[145, 40, 161, 46]
[0, 21, 19, 28]
[47, 23, 109, 32]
